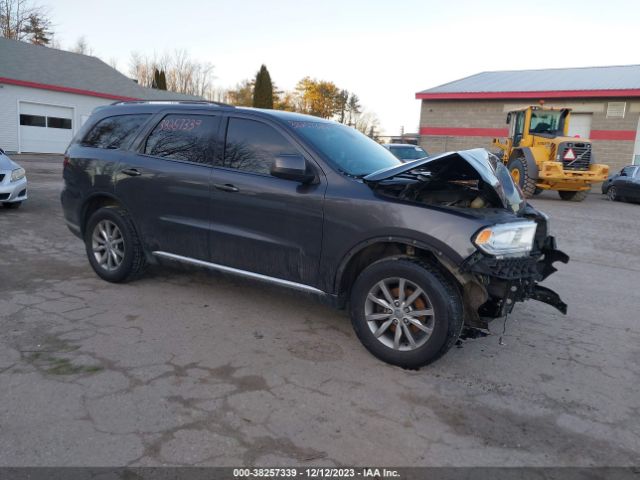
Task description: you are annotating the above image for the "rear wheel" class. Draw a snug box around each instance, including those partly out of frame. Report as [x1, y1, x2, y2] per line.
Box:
[3, 201, 22, 209]
[84, 207, 147, 283]
[558, 190, 589, 202]
[507, 156, 537, 197]
[349, 258, 463, 369]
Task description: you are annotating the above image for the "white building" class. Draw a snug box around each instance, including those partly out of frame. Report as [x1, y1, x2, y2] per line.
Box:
[0, 38, 198, 154]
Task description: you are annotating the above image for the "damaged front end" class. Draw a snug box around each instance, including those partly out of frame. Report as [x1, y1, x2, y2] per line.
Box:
[364, 148, 569, 329]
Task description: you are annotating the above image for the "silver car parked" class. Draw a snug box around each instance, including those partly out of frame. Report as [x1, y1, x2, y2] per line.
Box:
[0, 148, 28, 209]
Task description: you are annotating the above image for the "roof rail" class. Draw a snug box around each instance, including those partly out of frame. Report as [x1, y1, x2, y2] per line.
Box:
[111, 100, 235, 108]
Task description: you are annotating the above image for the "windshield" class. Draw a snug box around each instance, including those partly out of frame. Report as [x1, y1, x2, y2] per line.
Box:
[529, 110, 565, 135]
[390, 146, 428, 161]
[288, 121, 401, 176]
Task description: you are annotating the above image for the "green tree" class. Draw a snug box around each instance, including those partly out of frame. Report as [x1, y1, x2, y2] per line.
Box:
[21, 13, 51, 45]
[346, 94, 361, 126]
[152, 69, 167, 90]
[336, 89, 349, 124]
[252, 64, 274, 109]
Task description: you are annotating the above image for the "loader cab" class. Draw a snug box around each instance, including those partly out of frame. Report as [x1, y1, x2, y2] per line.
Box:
[506, 107, 570, 146]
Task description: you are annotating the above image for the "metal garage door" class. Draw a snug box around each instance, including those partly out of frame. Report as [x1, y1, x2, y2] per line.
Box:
[19, 102, 73, 154]
[568, 113, 592, 139]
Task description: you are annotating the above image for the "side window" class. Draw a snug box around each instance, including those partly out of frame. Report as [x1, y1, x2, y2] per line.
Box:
[224, 118, 298, 175]
[145, 114, 219, 165]
[82, 114, 150, 149]
[621, 167, 634, 176]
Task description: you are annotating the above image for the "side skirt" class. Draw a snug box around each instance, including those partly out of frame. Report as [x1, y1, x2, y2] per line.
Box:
[152, 251, 332, 299]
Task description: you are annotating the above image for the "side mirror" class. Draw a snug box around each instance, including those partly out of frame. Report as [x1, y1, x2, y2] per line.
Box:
[506, 113, 511, 124]
[271, 154, 315, 183]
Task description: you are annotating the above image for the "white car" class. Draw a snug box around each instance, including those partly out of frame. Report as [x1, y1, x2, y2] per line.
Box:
[0, 148, 27, 209]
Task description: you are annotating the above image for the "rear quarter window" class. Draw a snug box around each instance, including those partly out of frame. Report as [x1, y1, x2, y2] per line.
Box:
[81, 114, 151, 149]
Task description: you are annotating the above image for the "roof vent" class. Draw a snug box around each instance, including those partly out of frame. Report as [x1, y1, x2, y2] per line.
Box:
[606, 102, 626, 118]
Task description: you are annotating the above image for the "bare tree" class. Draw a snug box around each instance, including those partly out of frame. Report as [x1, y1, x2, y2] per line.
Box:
[128, 50, 215, 97]
[71, 35, 93, 55]
[0, 0, 52, 43]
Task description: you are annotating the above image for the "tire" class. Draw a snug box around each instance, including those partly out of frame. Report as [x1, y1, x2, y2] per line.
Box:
[607, 186, 619, 202]
[3, 201, 22, 209]
[84, 206, 147, 283]
[507, 156, 537, 198]
[349, 257, 463, 369]
[558, 190, 589, 202]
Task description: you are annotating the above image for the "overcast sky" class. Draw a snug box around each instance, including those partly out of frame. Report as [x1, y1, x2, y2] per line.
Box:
[48, 0, 639, 135]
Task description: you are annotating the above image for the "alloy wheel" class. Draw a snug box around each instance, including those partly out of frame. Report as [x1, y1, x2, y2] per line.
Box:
[364, 277, 435, 351]
[91, 219, 125, 271]
[608, 186, 617, 201]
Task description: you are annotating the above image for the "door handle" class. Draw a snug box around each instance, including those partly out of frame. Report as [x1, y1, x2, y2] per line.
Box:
[121, 168, 142, 177]
[214, 183, 239, 192]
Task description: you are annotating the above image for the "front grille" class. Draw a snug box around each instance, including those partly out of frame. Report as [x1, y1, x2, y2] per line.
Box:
[0, 174, 5, 182]
[560, 142, 591, 170]
[0, 193, 9, 200]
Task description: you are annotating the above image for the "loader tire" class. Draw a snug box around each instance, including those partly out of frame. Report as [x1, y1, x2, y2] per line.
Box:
[507, 157, 537, 198]
[558, 190, 589, 202]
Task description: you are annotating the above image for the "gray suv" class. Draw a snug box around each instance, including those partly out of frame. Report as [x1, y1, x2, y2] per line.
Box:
[61, 101, 568, 368]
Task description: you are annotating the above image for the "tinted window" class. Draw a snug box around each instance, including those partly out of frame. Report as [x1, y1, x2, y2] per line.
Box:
[289, 121, 400, 176]
[20, 114, 45, 127]
[83, 114, 150, 149]
[47, 117, 72, 129]
[145, 114, 219, 164]
[224, 118, 298, 175]
[622, 167, 635, 176]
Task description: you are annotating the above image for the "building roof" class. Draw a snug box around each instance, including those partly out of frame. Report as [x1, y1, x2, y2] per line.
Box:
[0, 38, 200, 101]
[416, 65, 640, 100]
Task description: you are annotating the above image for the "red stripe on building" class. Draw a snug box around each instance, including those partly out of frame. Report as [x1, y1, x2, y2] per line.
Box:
[420, 127, 509, 137]
[415, 89, 640, 100]
[589, 130, 636, 141]
[0, 77, 140, 101]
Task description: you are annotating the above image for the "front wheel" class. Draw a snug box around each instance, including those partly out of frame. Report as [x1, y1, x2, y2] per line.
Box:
[558, 190, 589, 202]
[507, 157, 537, 197]
[349, 258, 463, 369]
[607, 186, 619, 202]
[84, 207, 147, 283]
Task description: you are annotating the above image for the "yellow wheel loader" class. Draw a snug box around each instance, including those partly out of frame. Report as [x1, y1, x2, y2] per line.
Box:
[493, 106, 609, 201]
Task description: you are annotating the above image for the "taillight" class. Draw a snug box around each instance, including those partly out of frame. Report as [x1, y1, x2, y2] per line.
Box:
[63, 155, 70, 168]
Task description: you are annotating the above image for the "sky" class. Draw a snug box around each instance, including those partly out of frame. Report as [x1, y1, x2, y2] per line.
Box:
[47, 0, 639, 135]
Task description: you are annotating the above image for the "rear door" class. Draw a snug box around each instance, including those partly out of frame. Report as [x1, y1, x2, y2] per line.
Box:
[209, 115, 326, 287]
[115, 111, 221, 260]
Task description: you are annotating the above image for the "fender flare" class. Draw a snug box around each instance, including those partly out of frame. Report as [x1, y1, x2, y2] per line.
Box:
[332, 235, 465, 295]
[510, 148, 539, 180]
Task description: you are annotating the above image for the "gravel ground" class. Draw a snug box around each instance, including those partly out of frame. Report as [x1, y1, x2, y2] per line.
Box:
[0, 154, 638, 467]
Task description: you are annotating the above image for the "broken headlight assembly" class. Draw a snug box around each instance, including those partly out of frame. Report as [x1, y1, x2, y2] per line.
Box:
[473, 221, 537, 258]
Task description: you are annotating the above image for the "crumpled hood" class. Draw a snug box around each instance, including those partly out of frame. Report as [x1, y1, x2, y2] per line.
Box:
[0, 153, 20, 171]
[364, 148, 526, 213]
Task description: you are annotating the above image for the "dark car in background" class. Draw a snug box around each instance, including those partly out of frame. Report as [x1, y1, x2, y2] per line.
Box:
[383, 143, 429, 162]
[601, 165, 640, 203]
[61, 101, 568, 368]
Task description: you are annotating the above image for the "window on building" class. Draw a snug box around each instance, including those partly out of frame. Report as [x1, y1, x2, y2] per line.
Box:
[606, 102, 626, 118]
[82, 114, 151, 150]
[19, 114, 46, 127]
[144, 114, 219, 164]
[224, 118, 298, 175]
[47, 117, 72, 129]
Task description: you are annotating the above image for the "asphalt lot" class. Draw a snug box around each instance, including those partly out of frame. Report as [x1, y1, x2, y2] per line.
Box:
[1, 154, 639, 467]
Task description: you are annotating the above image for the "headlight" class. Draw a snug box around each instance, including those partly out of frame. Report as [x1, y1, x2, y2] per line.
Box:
[11, 167, 26, 182]
[473, 221, 537, 257]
